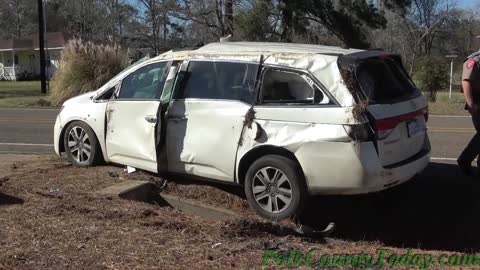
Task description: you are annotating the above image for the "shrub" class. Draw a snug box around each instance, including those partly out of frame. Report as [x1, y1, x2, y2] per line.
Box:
[412, 57, 449, 102]
[49, 39, 129, 105]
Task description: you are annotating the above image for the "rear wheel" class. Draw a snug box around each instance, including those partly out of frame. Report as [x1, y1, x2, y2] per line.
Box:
[244, 155, 308, 220]
[63, 121, 103, 167]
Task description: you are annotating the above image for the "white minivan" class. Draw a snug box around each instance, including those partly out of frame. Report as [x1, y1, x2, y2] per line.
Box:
[54, 42, 430, 220]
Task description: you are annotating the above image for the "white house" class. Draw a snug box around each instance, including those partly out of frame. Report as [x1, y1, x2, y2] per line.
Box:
[0, 32, 72, 80]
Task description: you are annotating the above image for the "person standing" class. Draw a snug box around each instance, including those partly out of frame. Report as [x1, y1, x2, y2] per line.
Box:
[458, 50, 480, 175]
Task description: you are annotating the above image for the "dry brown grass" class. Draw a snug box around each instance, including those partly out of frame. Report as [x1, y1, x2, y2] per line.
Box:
[1, 155, 480, 269]
[49, 39, 129, 106]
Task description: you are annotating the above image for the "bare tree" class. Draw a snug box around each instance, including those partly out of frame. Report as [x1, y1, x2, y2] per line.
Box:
[0, 0, 35, 38]
[99, 0, 137, 43]
[175, 0, 234, 40]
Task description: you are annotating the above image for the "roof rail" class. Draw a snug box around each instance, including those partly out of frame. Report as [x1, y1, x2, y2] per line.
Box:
[171, 42, 204, 52]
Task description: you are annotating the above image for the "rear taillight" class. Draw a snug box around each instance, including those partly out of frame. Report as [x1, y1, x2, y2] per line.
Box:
[344, 123, 375, 142]
[374, 109, 425, 140]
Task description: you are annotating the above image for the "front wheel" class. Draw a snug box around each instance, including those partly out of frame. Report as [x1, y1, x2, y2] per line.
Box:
[244, 155, 308, 221]
[63, 121, 103, 167]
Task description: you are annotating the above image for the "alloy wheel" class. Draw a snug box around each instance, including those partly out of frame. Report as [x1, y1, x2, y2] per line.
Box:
[67, 126, 91, 164]
[252, 166, 293, 214]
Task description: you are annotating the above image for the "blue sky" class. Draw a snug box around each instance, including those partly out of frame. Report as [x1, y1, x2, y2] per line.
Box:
[457, 0, 477, 8]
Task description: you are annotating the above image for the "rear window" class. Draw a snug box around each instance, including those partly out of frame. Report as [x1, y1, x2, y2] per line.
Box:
[355, 58, 419, 104]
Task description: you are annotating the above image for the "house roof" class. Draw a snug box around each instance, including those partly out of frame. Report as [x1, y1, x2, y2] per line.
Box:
[0, 32, 72, 51]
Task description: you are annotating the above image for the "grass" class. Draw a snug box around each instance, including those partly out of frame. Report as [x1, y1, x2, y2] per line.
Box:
[0, 81, 51, 108]
[426, 91, 468, 115]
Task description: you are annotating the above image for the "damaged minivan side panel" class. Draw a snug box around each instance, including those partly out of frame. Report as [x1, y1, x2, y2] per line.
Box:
[235, 63, 367, 193]
[166, 60, 259, 182]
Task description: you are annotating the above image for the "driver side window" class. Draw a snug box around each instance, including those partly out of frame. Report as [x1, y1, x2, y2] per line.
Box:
[118, 62, 168, 99]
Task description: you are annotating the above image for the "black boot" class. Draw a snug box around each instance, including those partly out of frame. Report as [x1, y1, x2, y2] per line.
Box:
[458, 158, 473, 176]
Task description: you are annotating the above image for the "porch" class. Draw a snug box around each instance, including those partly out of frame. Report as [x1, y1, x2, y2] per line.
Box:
[0, 50, 60, 81]
[0, 66, 16, 80]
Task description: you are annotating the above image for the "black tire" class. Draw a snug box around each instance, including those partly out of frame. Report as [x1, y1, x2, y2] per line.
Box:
[63, 121, 103, 167]
[244, 155, 308, 221]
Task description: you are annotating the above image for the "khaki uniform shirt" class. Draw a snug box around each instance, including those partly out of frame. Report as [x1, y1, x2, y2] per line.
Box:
[462, 53, 480, 110]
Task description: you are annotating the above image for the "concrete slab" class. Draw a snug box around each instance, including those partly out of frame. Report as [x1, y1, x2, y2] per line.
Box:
[97, 180, 154, 201]
[97, 180, 238, 221]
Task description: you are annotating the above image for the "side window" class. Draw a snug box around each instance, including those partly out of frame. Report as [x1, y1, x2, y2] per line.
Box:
[181, 61, 258, 103]
[261, 69, 330, 105]
[261, 69, 331, 105]
[118, 62, 168, 99]
[96, 85, 118, 101]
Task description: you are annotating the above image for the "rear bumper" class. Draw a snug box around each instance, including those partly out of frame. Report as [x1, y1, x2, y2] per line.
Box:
[296, 136, 431, 195]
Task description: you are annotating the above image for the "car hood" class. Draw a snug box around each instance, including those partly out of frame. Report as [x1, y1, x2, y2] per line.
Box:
[63, 91, 97, 107]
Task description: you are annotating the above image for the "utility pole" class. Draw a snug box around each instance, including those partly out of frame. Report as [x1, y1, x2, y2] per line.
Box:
[445, 55, 458, 99]
[37, 0, 47, 94]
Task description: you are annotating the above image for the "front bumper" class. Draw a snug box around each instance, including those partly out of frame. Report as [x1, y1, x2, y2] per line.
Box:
[53, 115, 62, 156]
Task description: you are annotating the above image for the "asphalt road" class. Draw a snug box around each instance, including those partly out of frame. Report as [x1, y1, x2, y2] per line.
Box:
[0, 108, 58, 154]
[0, 108, 476, 162]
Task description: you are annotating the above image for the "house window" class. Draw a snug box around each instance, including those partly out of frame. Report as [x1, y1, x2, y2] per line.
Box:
[14, 54, 18, 65]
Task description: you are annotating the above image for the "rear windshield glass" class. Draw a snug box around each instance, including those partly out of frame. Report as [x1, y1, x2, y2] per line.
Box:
[355, 58, 418, 104]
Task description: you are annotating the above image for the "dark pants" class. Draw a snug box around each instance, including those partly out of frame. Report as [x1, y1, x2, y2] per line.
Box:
[459, 112, 480, 165]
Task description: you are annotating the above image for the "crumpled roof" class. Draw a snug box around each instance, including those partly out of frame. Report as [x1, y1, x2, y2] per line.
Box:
[196, 42, 363, 55]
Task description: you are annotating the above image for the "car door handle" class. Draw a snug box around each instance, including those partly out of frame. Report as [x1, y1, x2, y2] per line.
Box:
[145, 115, 157, 123]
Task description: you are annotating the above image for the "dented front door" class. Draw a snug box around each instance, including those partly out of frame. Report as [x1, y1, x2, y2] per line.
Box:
[105, 61, 169, 173]
[166, 60, 258, 182]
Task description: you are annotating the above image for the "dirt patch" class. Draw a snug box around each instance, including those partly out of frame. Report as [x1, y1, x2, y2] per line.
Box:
[161, 179, 252, 215]
[0, 155, 478, 269]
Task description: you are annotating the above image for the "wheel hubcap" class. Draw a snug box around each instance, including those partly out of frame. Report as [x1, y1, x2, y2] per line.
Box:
[252, 166, 293, 214]
[67, 126, 91, 164]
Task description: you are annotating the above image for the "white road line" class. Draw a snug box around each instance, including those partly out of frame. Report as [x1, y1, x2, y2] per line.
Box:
[429, 115, 470, 118]
[0, 143, 53, 147]
[430, 157, 457, 161]
[0, 151, 52, 154]
[0, 108, 58, 111]
[430, 157, 477, 162]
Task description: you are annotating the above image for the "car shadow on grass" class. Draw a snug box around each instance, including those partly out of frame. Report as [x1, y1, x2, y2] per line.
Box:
[0, 192, 24, 206]
[300, 162, 480, 252]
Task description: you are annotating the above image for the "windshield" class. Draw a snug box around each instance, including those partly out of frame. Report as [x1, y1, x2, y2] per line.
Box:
[105, 56, 150, 85]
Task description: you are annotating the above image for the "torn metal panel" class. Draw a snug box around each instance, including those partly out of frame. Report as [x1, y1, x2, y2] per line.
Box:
[236, 118, 351, 188]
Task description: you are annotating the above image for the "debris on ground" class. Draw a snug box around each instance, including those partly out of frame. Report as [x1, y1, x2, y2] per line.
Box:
[125, 166, 136, 174]
[10, 163, 17, 169]
[0, 154, 478, 269]
[0, 176, 9, 186]
[294, 222, 336, 238]
[49, 188, 61, 195]
[35, 190, 63, 199]
[108, 171, 120, 178]
[257, 240, 280, 250]
[211, 243, 222, 249]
